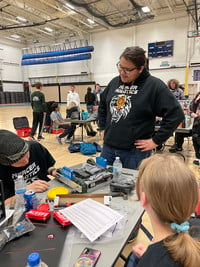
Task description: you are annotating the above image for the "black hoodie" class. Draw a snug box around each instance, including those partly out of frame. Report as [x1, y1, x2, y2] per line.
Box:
[98, 68, 184, 150]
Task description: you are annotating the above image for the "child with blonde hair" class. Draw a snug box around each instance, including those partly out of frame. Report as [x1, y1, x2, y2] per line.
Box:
[126, 153, 200, 267]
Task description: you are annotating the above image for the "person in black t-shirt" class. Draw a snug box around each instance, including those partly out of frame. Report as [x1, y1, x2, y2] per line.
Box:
[126, 154, 200, 267]
[0, 130, 57, 203]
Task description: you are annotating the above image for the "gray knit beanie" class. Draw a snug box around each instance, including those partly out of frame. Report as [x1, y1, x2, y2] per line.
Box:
[0, 130, 29, 166]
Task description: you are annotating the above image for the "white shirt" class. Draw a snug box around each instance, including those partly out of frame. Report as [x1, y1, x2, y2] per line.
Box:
[67, 91, 80, 107]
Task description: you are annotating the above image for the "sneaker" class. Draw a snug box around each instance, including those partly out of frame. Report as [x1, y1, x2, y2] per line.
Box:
[87, 131, 97, 136]
[65, 138, 71, 144]
[169, 144, 182, 153]
[169, 146, 176, 153]
[38, 136, 45, 141]
[87, 131, 94, 136]
[193, 160, 200, 166]
[56, 136, 62, 144]
[91, 131, 97, 136]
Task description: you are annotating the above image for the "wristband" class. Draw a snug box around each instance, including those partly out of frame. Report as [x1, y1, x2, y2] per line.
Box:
[48, 167, 56, 176]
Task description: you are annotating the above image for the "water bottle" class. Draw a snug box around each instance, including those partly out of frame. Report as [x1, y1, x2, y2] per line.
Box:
[26, 252, 48, 267]
[113, 156, 122, 182]
[14, 175, 26, 212]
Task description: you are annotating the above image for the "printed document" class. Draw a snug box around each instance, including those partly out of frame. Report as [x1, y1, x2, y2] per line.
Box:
[60, 198, 124, 242]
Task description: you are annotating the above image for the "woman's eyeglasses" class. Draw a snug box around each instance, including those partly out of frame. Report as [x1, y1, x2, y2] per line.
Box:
[116, 62, 137, 74]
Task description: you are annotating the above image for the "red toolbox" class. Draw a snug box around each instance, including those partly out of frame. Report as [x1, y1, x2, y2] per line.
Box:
[51, 128, 64, 134]
[13, 116, 32, 137]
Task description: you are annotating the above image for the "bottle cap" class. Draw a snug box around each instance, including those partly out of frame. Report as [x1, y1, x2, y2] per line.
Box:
[115, 156, 120, 160]
[27, 252, 40, 266]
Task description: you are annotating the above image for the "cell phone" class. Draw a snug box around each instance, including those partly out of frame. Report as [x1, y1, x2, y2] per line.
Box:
[74, 247, 101, 267]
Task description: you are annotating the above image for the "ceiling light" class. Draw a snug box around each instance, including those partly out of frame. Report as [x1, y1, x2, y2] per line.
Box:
[142, 6, 150, 13]
[10, 34, 21, 39]
[44, 27, 53, 32]
[6, 36, 21, 42]
[16, 16, 28, 23]
[69, 32, 76, 37]
[65, 3, 75, 10]
[87, 18, 95, 24]
[38, 29, 53, 36]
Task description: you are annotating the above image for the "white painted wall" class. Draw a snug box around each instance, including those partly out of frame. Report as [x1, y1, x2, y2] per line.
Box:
[91, 17, 193, 86]
[90, 27, 136, 85]
[0, 42, 24, 81]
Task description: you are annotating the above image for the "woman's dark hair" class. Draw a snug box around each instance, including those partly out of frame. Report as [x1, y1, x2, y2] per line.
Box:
[120, 46, 146, 68]
[87, 87, 92, 93]
[51, 102, 58, 111]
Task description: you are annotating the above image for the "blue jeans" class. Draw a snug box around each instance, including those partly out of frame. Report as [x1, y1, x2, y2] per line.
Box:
[101, 144, 151, 170]
[125, 253, 140, 267]
[86, 105, 94, 114]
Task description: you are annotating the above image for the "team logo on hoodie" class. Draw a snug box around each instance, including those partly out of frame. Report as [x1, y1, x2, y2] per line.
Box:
[110, 94, 131, 123]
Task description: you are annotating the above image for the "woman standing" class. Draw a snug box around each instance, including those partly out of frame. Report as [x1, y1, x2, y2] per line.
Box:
[85, 87, 95, 114]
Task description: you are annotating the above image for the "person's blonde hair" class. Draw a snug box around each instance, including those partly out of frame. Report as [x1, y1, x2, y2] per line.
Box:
[136, 153, 200, 267]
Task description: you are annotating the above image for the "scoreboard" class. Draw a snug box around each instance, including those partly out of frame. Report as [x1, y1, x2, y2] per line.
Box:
[148, 40, 174, 58]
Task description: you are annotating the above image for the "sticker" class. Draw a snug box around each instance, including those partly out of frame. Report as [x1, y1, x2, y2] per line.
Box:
[47, 234, 55, 239]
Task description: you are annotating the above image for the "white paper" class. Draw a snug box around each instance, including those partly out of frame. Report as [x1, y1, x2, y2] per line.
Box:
[60, 198, 124, 242]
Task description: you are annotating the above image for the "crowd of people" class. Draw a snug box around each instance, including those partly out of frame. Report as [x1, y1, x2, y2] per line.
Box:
[1, 45, 200, 266]
[25, 46, 200, 169]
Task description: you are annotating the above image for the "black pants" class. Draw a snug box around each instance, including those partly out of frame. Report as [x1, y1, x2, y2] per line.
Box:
[175, 132, 191, 148]
[192, 134, 200, 159]
[30, 112, 44, 138]
[59, 124, 76, 139]
[84, 122, 94, 134]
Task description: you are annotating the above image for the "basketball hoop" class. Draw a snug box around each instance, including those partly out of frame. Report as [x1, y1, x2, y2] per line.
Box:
[187, 30, 200, 38]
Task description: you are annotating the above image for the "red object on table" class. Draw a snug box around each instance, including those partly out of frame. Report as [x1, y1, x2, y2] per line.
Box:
[53, 210, 72, 226]
[26, 209, 51, 221]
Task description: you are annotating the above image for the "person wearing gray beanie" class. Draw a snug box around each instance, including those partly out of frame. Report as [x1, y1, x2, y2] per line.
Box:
[0, 130, 29, 166]
[0, 130, 57, 202]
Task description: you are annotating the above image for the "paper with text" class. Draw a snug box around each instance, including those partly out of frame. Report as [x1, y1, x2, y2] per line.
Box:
[60, 198, 124, 242]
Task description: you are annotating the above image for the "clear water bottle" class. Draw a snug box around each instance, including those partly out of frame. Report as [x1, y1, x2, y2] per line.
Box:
[14, 175, 26, 212]
[26, 252, 48, 267]
[113, 156, 122, 182]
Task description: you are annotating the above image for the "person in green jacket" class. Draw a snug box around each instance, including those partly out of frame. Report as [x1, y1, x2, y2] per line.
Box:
[30, 82, 46, 141]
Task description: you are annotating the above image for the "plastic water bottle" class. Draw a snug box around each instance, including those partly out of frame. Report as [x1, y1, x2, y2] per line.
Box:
[14, 175, 26, 212]
[113, 156, 122, 182]
[26, 252, 48, 267]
